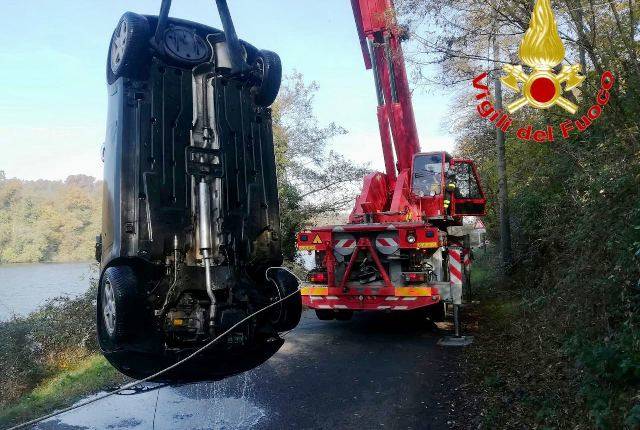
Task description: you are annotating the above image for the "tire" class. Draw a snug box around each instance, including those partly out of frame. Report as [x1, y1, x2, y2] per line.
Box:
[241, 40, 260, 65]
[426, 302, 446, 322]
[107, 13, 150, 84]
[315, 309, 334, 321]
[251, 50, 282, 107]
[268, 269, 302, 332]
[335, 310, 353, 321]
[97, 266, 140, 347]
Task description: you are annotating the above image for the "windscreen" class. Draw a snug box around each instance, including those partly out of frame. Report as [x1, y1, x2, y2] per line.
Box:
[412, 154, 443, 197]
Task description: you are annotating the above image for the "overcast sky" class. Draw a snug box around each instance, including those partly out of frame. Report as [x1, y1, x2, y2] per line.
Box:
[0, 0, 453, 181]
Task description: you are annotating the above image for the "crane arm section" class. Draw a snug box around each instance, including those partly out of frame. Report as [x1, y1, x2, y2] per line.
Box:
[350, 0, 421, 180]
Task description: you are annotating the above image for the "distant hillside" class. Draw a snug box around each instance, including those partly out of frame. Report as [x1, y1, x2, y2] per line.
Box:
[0, 172, 101, 264]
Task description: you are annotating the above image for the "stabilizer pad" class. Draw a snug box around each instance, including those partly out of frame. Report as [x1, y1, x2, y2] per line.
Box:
[437, 335, 474, 347]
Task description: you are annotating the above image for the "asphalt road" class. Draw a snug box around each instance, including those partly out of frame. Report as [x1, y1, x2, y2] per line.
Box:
[37, 310, 462, 430]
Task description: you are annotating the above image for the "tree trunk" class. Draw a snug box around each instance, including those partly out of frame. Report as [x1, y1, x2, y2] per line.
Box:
[576, 6, 587, 72]
[492, 34, 513, 269]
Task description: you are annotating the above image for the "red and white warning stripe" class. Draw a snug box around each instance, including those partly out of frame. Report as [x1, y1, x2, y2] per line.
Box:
[449, 248, 463, 286]
[462, 248, 472, 267]
[375, 233, 399, 255]
[309, 296, 339, 301]
[334, 234, 357, 256]
[314, 304, 348, 309]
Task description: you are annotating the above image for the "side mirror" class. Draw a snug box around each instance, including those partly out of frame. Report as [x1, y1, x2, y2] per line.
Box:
[95, 235, 103, 263]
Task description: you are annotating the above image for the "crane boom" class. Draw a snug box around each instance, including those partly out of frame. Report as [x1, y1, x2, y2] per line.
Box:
[295, 0, 487, 333]
[350, 0, 421, 180]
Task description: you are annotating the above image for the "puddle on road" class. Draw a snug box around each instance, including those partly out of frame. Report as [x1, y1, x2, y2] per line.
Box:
[38, 372, 266, 430]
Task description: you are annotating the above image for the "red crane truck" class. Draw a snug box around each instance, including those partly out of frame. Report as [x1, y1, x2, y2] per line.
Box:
[296, 0, 487, 333]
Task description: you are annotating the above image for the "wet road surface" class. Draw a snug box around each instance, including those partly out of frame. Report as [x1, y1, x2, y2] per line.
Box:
[37, 310, 462, 430]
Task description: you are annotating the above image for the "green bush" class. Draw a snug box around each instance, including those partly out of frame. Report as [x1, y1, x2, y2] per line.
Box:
[0, 284, 98, 406]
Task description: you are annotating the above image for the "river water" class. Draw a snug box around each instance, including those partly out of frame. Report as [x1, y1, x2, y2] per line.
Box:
[0, 262, 96, 321]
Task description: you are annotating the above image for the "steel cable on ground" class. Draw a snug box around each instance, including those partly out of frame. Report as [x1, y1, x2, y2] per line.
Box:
[7, 267, 302, 430]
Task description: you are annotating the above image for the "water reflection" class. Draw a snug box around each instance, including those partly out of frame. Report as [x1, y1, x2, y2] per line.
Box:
[0, 262, 95, 320]
[39, 372, 266, 430]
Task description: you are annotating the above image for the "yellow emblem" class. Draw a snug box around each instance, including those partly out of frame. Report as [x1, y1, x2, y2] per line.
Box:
[501, 0, 584, 114]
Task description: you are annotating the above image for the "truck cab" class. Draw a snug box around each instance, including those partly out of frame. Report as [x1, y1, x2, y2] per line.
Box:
[411, 152, 486, 220]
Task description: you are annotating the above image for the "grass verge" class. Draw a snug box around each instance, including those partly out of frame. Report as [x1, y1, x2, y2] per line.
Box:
[0, 354, 125, 428]
[458, 247, 640, 430]
[0, 283, 127, 429]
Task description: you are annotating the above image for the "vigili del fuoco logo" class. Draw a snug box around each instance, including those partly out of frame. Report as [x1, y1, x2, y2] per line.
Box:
[472, 0, 615, 142]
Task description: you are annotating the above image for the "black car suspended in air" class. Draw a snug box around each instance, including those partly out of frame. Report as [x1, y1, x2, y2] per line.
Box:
[96, 0, 301, 382]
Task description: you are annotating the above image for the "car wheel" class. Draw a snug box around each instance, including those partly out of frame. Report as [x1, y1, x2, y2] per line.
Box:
[98, 266, 140, 348]
[268, 269, 302, 332]
[315, 309, 334, 321]
[107, 12, 150, 84]
[251, 50, 282, 107]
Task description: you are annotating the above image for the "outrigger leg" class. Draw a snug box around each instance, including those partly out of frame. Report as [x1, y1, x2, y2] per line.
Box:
[438, 245, 474, 346]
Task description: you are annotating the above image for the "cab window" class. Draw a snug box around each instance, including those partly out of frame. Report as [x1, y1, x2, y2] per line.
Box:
[412, 154, 443, 197]
[451, 162, 482, 199]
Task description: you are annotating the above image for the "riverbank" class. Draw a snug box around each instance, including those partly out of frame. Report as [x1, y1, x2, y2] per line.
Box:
[0, 355, 125, 428]
[0, 284, 127, 428]
[0, 176, 101, 265]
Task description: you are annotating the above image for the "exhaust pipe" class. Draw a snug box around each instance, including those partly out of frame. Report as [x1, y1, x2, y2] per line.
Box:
[198, 179, 217, 325]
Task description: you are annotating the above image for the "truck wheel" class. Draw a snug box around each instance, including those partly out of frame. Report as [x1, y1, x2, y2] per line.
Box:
[335, 310, 353, 321]
[268, 269, 302, 332]
[251, 50, 282, 107]
[97, 266, 140, 348]
[107, 13, 150, 84]
[315, 309, 334, 321]
[426, 302, 446, 322]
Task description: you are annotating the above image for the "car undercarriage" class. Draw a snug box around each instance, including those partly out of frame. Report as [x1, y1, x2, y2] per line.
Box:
[96, 0, 301, 381]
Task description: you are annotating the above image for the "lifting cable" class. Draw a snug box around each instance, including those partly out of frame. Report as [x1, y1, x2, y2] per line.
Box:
[8, 267, 302, 430]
